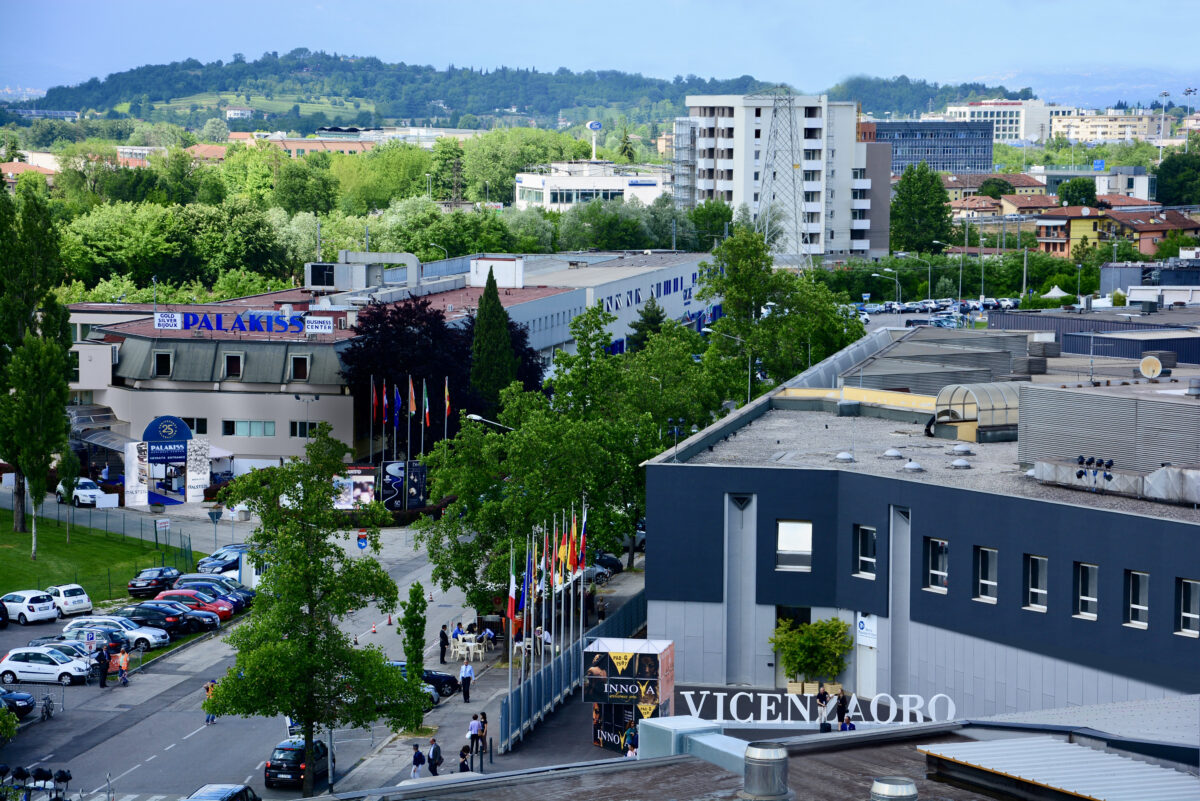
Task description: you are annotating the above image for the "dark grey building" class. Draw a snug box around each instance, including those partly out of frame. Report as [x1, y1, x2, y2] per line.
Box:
[871, 121, 993, 175]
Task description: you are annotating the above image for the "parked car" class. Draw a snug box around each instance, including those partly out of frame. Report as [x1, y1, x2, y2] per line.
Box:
[882, 301, 901, 313]
[55, 478, 103, 507]
[154, 589, 234, 620]
[0, 646, 91, 685]
[383, 662, 440, 710]
[65, 616, 170, 650]
[170, 579, 246, 612]
[858, 312, 871, 325]
[264, 738, 330, 789]
[863, 303, 883, 314]
[138, 600, 220, 632]
[44, 584, 92, 618]
[0, 591, 58, 626]
[0, 600, 8, 629]
[590, 550, 624, 574]
[389, 660, 460, 698]
[127, 566, 182, 598]
[184, 785, 262, 801]
[110, 604, 189, 639]
[982, 297, 999, 310]
[196, 544, 251, 575]
[581, 565, 611, 586]
[1, 688, 36, 718]
[38, 641, 92, 662]
[901, 301, 921, 313]
[30, 626, 130, 652]
[174, 574, 255, 607]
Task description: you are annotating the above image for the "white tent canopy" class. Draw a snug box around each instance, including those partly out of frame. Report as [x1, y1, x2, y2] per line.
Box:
[1041, 285, 1071, 299]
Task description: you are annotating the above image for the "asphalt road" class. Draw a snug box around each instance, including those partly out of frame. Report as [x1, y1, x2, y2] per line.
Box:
[0, 528, 474, 800]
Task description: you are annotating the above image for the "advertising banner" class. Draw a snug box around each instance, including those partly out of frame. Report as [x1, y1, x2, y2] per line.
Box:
[591, 700, 661, 753]
[583, 638, 674, 705]
[333, 465, 376, 510]
[185, 438, 210, 503]
[380, 461, 428, 511]
[124, 441, 148, 507]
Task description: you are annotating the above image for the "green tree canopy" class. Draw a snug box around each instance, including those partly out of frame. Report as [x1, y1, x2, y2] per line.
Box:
[1058, 176, 1097, 208]
[1156, 152, 1200, 206]
[689, 199, 733, 250]
[890, 162, 953, 254]
[976, 177, 1014, 199]
[626, 295, 667, 353]
[469, 268, 518, 416]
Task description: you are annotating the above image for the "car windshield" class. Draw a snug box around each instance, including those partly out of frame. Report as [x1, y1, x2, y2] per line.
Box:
[77, 479, 99, 490]
[191, 592, 215, 603]
[137, 570, 159, 579]
[64, 587, 86, 597]
[271, 748, 302, 763]
[47, 651, 70, 664]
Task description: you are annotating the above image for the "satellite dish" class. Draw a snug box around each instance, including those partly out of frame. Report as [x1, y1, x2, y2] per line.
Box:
[1139, 355, 1162, 378]
[1081, 207, 1091, 216]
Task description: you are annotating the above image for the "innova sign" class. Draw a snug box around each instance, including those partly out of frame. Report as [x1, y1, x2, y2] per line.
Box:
[676, 686, 957, 724]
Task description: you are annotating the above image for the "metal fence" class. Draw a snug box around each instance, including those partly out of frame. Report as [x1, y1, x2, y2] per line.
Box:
[498, 589, 646, 753]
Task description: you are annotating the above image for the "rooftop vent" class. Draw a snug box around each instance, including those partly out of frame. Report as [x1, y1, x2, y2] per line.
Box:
[952, 444, 974, 456]
[1187, 378, 1200, 398]
[882, 448, 903, 460]
[743, 741, 792, 801]
[949, 459, 971, 469]
[903, 461, 924, 473]
[836, 451, 855, 463]
[870, 776, 917, 801]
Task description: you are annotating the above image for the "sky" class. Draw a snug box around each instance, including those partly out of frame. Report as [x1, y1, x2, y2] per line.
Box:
[3, 0, 1196, 107]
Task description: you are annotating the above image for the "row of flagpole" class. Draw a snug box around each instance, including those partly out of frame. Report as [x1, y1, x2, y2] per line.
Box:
[366, 375, 452, 465]
[507, 504, 589, 728]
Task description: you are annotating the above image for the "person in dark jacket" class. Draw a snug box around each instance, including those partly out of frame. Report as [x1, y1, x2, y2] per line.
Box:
[438, 625, 449, 664]
[427, 738, 442, 776]
[458, 746, 470, 772]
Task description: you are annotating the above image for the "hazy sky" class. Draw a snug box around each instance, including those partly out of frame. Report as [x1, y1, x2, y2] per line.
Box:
[3, 0, 1195, 104]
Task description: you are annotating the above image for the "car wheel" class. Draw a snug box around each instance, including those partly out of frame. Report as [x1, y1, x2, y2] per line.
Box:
[73, 496, 81, 508]
[1, 671, 16, 684]
[438, 684, 454, 698]
[18, 614, 28, 625]
[264, 781, 274, 790]
[135, 639, 149, 651]
[55, 607, 63, 619]
[58, 673, 73, 686]
[56, 492, 64, 504]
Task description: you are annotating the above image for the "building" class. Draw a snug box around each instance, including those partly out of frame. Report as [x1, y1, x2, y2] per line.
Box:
[1029, 165, 1155, 201]
[1105, 209, 1200, 255]
[13, 109, 79, 121]
[1034, 206, 1107, 255]
[1, 161, 55, 192]
[942, 98, 1077, 142]
[184, 144, 227, 164]
[1050, 113, 1159, 143]
[513, 161, 669, 212]
[643, 326, 1200, 724]
[261, 134, 375, 158]
[225, 106, 254, 120]
[999, 193, 1059, 216]
[860, 120, 993, 175]
[939, 173, 1046, 203]
[949, 194, 1001, 219]
[674, 94, 891, 261]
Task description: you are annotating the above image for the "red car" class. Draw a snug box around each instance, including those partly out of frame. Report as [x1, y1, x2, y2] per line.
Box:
[154, 590, 234, 621]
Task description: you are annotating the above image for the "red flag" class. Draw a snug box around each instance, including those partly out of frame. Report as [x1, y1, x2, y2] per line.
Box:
[423, 379, 430, 426]
[567, 513, 578, 574]
[408, 376, 417, 416]
[506, 558, 517, 621]
[371, 378, 377, 419]
[381, 380, 388, 423]
[444, 376, 451, 419]
[578, 509, 587, 572]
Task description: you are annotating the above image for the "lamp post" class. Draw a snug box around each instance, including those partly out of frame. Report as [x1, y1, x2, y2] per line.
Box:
[485, 180, 490, 204]
[666, 418, 687, 462]
[426, 172, 432, 199]
[1185, 88, 1197, 154]
[872, 271, 902, 304]
[702, 327, 751, 406]
[429, 242, 448, 260]
[293, 394, 320, 441]
[895, 252, 932, 301]
[466, 413, 514, 431]
[1076, 263, 1082, 301]
[1158, 91, 1170, 164]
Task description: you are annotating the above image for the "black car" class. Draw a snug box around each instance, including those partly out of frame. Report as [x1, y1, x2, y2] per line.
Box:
[196, 544, 250, 575]
[390, 660, 461, 698]
[111, 603, 189, 638]
[171, 578, 247, 611]
[264, 737, 330, 788]
[128, 566, 182, 598]
[175, 574, 256, 606]
[1, 688, 36, 719]
[139, 600, 220, 632]
[590, 550, 624, 574]
[0, 600, 8, 629]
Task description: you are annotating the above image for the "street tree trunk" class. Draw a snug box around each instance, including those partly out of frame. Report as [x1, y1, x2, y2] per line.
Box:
[31, 504, 38, 560]
[303, 719, 315, 798]
[13, 471, 27, 533]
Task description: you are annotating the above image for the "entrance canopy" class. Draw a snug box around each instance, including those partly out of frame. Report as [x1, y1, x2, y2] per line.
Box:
[79, 427, 137, 453]
[935, 382, 1020, 427]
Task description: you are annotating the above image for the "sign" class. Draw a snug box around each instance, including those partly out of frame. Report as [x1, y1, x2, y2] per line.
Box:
[627, 179, 658, 186]
[207, 509, 223, 525]
[155, 518, 171, 534]
[586, 120, 603, 131]
[142, 415, 193, 465]
[675, 686, 957, 724]
[856, 612, 877, 648]
[333, 466, 376, 510]
[380, 461, 427, 511]
[357, 531, 368, 550]
[153, 311, 307, 334]
[583, 639, 674, 705]
[1093, 159, 1106, 171]
[862, 293, 871, 302]
[592, 701, 658, 753]
[304, 316, 334, 334]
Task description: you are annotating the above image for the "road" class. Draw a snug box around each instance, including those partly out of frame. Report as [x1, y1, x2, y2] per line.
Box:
[0, 527, 473, 801]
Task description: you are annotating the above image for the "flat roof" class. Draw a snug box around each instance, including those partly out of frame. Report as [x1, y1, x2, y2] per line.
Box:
[981, 694, 1200, 748]
[422, 285, 575, 322]
[996, 307, 1200, 328]
[522, 252, 704, 288]
[1098, 328, 1200, 341]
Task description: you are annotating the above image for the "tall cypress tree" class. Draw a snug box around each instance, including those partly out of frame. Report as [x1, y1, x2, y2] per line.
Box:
[469, 268, 518, 415]
[626, 295, 667, 353]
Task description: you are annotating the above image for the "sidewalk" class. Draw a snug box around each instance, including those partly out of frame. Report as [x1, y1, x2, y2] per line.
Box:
[334, 555, 646, 791]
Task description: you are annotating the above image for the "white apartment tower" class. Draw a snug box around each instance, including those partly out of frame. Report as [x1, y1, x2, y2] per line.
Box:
[675, 94, 891, 261]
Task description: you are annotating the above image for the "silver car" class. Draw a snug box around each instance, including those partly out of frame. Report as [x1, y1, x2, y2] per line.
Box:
[65, 616, 170, 650]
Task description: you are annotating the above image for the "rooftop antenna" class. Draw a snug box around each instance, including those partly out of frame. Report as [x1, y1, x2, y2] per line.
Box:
[586, 120, 602, 160]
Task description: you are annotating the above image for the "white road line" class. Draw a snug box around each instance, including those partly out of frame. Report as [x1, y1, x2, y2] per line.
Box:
[256, 761, 266, 770]
[145, 754, 157, 762]
[117, 793, 140, 801]
[41, 753, 54, 761]
[164, 743, 177, 750]
[111, 769, 142, 786]
[243, 775, 253, 785]
[146, 795, 167, 801]
[182, 725, 207, 739]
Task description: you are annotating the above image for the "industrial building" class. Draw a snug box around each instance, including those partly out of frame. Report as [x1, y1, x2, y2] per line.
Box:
[859, 120, 993, 175]
[1051, 112, 1161, 143]
[513, 161, 669, 212]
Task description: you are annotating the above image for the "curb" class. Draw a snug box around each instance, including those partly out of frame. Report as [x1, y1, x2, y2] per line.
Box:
[128, 612, 249, 678]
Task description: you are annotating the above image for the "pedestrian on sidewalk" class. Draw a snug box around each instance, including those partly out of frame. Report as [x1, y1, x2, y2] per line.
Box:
[204, 679, 218, 725]
[410, 743, 426, 779]
[438, 625, 449, 665]
[427, 738, 442, 776]
[96, 644, 110, 689]
[478, 712, 488, 755]
[459, 658, 474, 703]
[468, 714, 482, 754]
[117, 647, 130, 686]
[458, 746, 470, 773]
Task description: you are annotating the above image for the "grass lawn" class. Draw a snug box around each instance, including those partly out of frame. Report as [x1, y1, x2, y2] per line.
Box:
[0, 509, 207, 604]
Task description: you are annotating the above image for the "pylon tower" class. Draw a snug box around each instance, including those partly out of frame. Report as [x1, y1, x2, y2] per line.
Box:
[754, 87, 809, 268]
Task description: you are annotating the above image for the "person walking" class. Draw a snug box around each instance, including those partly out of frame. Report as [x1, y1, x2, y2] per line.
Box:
[438, 625, 450, 665]
[458, 746, 470, 773]
[477, 712, 488, 755]
[468, 714, 483, 755]
[96, 644, 110, 689]
[117, 647, 130, 686]
[204, 679, 218, 725]
[410, 743, 426, 779]
[427, 737, 442, 776]
[459, 658, 474, 703]
[835, 687, 850, 723]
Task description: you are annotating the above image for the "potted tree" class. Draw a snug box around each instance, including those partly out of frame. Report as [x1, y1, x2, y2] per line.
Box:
[770, 617, 853, 695]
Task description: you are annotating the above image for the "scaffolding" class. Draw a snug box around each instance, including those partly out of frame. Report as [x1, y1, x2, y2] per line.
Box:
[672, 117, 698, 210]
[753, 88, 809, 267]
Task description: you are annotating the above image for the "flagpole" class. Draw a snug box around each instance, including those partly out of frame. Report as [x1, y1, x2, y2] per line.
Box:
[368, 374, 374, 464]
[550, 516, 557, 692]
[569, 504, 575, 649]
[421, 378, 427, 458]
[526, 529, 533, 728]
[580, 500, 587, 636]
[507, 544, 513, 702]
[444, 376, 449, 442]
[405, 374, 412, 510]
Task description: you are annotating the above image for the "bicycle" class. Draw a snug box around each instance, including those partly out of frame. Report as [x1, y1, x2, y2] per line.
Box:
[40, 692, 55, 722]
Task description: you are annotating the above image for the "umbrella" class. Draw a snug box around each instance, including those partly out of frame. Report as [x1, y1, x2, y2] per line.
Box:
[1041, 285, 1070, 299]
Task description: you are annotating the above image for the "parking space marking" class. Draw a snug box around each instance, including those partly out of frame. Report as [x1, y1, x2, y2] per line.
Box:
[145, 754, 157, 762]
[244, 775, 253, 784]
[164, 743, 176, 750]
[182, 725, 207, 739]
[256, 761, 266, 770]
[91, 768, 142, 794]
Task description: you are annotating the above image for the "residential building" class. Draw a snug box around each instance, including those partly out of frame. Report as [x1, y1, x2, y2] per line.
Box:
[940, 173, 1046, 202]
[999, 193, 1059, 216]
[949, 194, 1000, 219]
[942, 98, 1077, 142]
[513, 161, 669, 212]
[184, 144, 227, 164]
[1, 161, 55, 192]
[1034, 206, 1107, 256]
[225, 106, 254, 120]
[1096, 194, 1160, 211]
[261, 134, 375, 158]
[1050, 113, 1158, 143]
[675, 94, 891, 261]
[1106, 209, 1200, 255]
[859, 120, 993, 174]
[115, 145, 165, 168]
[1029, 165, 1155, 201]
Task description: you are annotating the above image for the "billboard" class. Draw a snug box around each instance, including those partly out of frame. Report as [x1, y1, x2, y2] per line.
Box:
[124, 441, 149, 507]
[379, 461, 428, 511]
[582, 638, 674, 705]
[591, 700, 663, 753]
[333, 465, 376, 510]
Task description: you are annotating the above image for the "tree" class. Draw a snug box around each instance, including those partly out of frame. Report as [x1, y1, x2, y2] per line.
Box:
[399, 580, 428, 730]
[1058, 177, 1097, 208]
[890, 161, 953, 254]
[689, 199, 732, 250]
[2, 131, 24, 163]
[696, 225, 779, 328]
[469, 268, 518, 416]
[199, 117, 229, 143]
[616, 127, 636, 163]
[0, 703, 16, 745]
[934, 275, 957, 298]
[206, 426, 422, 797]
[626, 295, 666, 353]
[976, 177, 1014, 199]
[274, 160, 339, 215]
[56, 449, 80, 544]
[429, 138, 464, 201]
[769, 617, 853, 684]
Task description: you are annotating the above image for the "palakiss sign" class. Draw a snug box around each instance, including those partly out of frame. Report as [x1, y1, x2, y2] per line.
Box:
[154, 311, 333, 334]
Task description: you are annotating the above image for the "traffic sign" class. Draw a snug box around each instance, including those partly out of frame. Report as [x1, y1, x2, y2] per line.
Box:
[207, 509, 223, 524]
[155, 518, 171, 533]
[356, 531, 368, 550]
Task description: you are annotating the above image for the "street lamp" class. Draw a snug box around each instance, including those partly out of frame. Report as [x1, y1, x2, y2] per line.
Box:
[429, 242, 448, 260]
[895, 252, 933, 301]
[466, 413, 514, 431]
[1184, 88, 1197, 154]
[701, 327, 752, 406]
[666, 417, 686, 462]
[1158, 91, 1170, 163]
[872, 271, 901, 304]
[485, 180, 490, 204]
[294, 394, 320, 440]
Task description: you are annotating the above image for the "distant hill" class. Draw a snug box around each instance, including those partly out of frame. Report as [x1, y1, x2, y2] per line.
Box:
[826, 74, 1034, 116]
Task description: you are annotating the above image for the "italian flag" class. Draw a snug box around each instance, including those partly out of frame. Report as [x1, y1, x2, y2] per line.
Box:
[506, 551, 517, 620]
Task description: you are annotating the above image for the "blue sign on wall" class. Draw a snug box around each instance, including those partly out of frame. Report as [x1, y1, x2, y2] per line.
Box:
[142, 415, 193, 464]
[1093, 159, 1106, 171]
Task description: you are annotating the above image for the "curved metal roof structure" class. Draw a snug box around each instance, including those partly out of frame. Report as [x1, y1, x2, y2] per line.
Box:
[935, 382, 1020, 427]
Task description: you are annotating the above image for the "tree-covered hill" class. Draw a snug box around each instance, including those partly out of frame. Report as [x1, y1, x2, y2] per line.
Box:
[826, 74, 1034, 116]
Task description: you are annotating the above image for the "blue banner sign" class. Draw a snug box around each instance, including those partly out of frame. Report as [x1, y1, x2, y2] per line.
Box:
[142, 415, 194, 465]
[155, 311, 306, 334]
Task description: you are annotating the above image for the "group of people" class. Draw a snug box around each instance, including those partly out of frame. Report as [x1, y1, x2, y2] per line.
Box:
[409, 713, 488, 779]
[814, 683, 856, 731]
[438, 622, 496, 665]
[94, 643, 131, 688]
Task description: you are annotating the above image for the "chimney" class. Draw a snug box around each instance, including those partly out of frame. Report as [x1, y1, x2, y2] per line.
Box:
[742, 742, 792, 801]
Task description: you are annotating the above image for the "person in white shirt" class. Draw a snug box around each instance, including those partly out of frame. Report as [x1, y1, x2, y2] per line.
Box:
[459, 658, 474, 703]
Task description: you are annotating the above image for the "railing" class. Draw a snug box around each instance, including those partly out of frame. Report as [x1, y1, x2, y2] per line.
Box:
[498, 589, 646, 753]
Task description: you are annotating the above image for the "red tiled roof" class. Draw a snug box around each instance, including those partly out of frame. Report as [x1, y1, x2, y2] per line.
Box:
[950, 195, 1000, 209]
[1037, 206, 1103, 219]
[185, 144, 227, 161]
[1096, 194, 1160, 208]
[228, 132, 255, 141]
[1, 161, 56, 176]
[1106, 209, 1200, 233]
[941, 173, 1046, 189]
[1001, 193, 1059, 209]
[422, 285, 574, 322]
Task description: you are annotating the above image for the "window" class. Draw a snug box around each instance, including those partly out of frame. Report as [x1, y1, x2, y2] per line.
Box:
[852, 168, 866, 179]
[776, 520, 812, 572]
[224, 353, 243, 379]
[1124, 570, 1149, 628]
[153, 351, 172, 377]
[974, 547, 998, 602]
[222, 420, 276, 437]
[180, 417, 208, 435]
[854, 525, 876, 578]
[923, 538, 948, 592]
[1074, 562, 1099, 619]
[1177, 578, 1199, 636]
[290, 355, 310, 381]
[69, 350, 80, 383]
[754, 129, 761, 139]
[1024, 554, 1048, 611]
[290, 421, 317, 438]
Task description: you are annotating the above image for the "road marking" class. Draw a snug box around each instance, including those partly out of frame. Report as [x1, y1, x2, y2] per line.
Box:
[182, 725, 207, 739]
[91, 770, 142, 794]
[117, 793, 140, 801]
[41, 754, 54, 761]
[164, 743, 176, 750]
[145, 754, 157, 762]
[244, 775, 253, 784]
[256, 761, 266, 770]
[146, 795, 167, 801]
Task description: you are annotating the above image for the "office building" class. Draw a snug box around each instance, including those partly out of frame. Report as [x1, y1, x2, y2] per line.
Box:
[942, 99, 1077, 142]
[513, 161, 669, 212]
[859, 120, 993, 174]
[1051, 113, 1159, 143]
[1029, 165, 1156, 202]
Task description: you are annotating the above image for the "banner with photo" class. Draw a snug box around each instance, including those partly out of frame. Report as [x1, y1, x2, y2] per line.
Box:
[582, 638, 674, 705]
[379, 460, 428, 511]
[185, 438, 209, 503]
[123, 441, 149, 507]
[333, 465, 376, 510]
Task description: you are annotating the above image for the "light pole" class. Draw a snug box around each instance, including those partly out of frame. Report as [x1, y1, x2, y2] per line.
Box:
[1158, 91, 1170, 163]
[702, 327, 752, 406]
[466, 413, 514, 431]
[485, 180, 490, 204]
[293, 394, 320, 440]
[1076, 263, 1082, 301]
[872, 271, 902, 304]
[429, 242, 448, 260]
[895, 252, 932, 300]
[1185, 88, 1197, 154]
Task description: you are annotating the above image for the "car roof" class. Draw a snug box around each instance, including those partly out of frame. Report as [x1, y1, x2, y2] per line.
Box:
[7, 589, 47, 597]
[186, 784, 253, 800]
[46, 583, 84, 591]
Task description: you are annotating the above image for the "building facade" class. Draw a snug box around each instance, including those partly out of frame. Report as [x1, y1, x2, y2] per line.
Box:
[1035, 206, 1108, 255]
[1050, 113, 1159, 143]
[942, 99, 1077, 143]
[863, 120, 993, 174]
[513, 161, 668, 212]
[1030, 166, 1156, 201]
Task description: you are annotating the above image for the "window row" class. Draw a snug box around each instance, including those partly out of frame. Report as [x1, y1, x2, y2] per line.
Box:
[151, 352, 310, 381]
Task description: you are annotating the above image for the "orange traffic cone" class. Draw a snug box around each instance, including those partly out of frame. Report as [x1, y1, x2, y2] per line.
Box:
[386, 614, 393, 626]
[428, 590, 434, 602]
[371, 623, 377, 634]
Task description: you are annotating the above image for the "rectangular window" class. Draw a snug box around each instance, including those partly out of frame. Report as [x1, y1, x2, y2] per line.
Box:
[1177, 578, 1199, 636]
[854, 525, 876, 578]
[924, 537, 948, 592]
[1024, 554, 1048, 611]
[69, 350, 80, 382]
[974, 547, 998, 602]
[776, 520, 812, 572]
[291, 355, 310, 381]
[224, 353, 242, 379]
[222, 420, 276, 437]
[1125, 570, 1149, 628]
[1074, 562, 1099, 619]
[180, 417, 208, 435]
[754, 129, 761, 139]
[153, 351, 172, 377]
[289, 421, 316, 438]
[852, 168, 866, 179]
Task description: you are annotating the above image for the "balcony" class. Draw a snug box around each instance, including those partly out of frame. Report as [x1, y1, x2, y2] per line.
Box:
[850, 239, 871, 250]
[803, 160, 824, 171]
[803, 181, 823, 192]
[716, 159, 735, 171]
[851, 198, 871, 210]
[802, 202, 823, 213]
[715, 179, 735, 192]
[697, 137, 716, 149]
[851, 219, 871, 229]
[851, 178, 872, 190]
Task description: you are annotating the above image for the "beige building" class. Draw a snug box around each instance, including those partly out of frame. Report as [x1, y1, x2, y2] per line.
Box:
[1050, 114, 1158, 142]
[941, 98, 1077, 142]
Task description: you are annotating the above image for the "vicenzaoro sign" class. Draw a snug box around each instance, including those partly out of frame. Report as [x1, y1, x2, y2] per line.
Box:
[675, 686, 957, 724]
[154, 311, 333, 334]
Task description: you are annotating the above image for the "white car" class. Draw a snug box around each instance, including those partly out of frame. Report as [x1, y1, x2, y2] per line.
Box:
[0, 590, 59, 625]
[0, 646, 91, 685]
[65, 616, 170, 650]
[56, 478, 103, 507]
[45, 584, 93, 617]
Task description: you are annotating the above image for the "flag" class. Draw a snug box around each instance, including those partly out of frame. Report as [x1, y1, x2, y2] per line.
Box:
[519, 544, 533, 612]
[408, 376, 417, 416]
[578, 508, 587, 572]
[381, 380, 388, 423]
[371, 377, 377, 420]
[444, 376, 451, 419]
[393, 384, 401, 428]
[542, 526, 551, 590]
[507, 552, 517, 620]
[557, 523, 568, 584]
[567, 513, 578, 574]
[423, 379, 430, 426]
